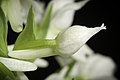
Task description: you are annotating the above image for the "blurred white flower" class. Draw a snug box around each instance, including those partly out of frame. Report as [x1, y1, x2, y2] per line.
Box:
[55, 24, 106, 56]
[69, 54, 117, 80]
[46, 54, 116, 80]
[47, 0, 89, 39]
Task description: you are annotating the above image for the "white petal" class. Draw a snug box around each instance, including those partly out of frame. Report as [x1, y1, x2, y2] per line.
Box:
[8, 48, 54, 60]
[47, 0, 89, 39]
[56, 24, 106, 56]
[72, 44, 94, 62]
[16, 72, 29, 80]
[0, 57, 37, 71]
[1, 0, 23, 32]
[33, 58, 48, 68]
[82, 54, 116, 79]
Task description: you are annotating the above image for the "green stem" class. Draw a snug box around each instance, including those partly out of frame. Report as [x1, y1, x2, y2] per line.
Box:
[13, 39, 56, 50]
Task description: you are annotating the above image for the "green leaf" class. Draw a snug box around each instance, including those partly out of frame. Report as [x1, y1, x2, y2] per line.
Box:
[0, 7, 8, 57]
[35, 2, 53, 39]
[0, 62, 16, 80]
[14, 6, 35, 50]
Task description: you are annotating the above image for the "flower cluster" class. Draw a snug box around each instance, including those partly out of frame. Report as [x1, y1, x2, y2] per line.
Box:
[0, 0, 117, 80]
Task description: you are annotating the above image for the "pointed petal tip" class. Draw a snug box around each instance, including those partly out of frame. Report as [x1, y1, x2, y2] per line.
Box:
[101, 23, 106, 30]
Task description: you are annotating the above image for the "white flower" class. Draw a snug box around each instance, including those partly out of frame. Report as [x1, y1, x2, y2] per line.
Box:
[46, 0, 89, 39]
[55, 24, 106, 56]
[69, 54, 116, 80]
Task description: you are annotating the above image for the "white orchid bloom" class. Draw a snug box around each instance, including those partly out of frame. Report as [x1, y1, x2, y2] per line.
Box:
[55, 24, 106, 56]
[47, 0, 89, 39]
[47, 54, 116, 80]
[69, 54, 117, 80]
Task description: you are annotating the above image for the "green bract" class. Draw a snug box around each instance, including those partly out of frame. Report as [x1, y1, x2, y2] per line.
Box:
[14, 7, 35, 50]
[14, 2, 55, 50]
[0, 7, 8, 57]
[35, 2, 53, 39]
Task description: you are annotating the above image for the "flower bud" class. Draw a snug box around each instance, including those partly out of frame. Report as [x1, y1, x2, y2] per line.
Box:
[55, 23, 106, 56]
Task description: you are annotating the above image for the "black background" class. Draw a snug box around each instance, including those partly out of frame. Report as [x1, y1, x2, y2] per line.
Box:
[8, 0, 119, 80]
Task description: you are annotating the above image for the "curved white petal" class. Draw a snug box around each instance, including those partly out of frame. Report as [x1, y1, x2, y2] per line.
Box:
[82, 54, 116, 79]
[0, 57, 37, 71]
[16, 72, 29, 80]
[33, 58, 48, 68]
[1, 0, 23, 32]
[8, 48, 54, 60]
[72, 44, 94, 62]
[47, 0, 89, 39]
[56, 24, 106, 56]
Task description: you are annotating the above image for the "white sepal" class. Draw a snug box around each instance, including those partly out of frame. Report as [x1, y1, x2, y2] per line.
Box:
[0, 57, 37, 71]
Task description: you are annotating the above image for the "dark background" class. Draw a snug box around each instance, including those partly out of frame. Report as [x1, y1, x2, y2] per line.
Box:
[8, 0, 119, 80]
